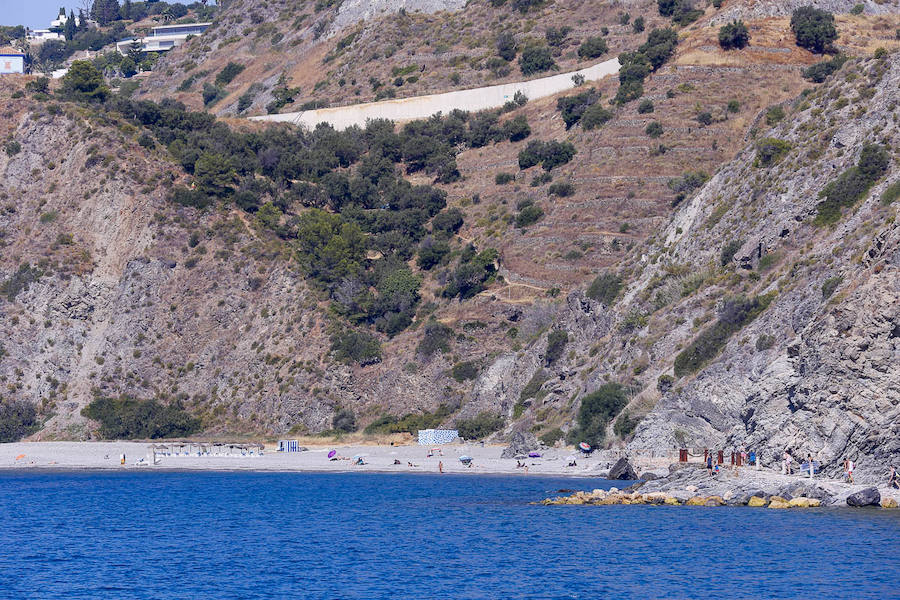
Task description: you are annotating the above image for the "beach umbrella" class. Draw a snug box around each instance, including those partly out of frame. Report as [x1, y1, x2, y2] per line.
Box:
[328, 450, 337, 458]
[579, 442, 591, 453]
[528, 451, 542, 458]
[458, 455, 473, 464]
[15, 454, 25, 461]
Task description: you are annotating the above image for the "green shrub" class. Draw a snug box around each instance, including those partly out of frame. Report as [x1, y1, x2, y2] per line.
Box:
[215, 62, 245, 86]
[545, 26, 572, 47]
[4, 140, 21, 156]
[202, 82, 226, 106]
[821, 276, 843, 299]
[417, 320, 454, 357]
[545, 330, 568, 364]
[696, 111, 713, 126]
[548, 181, 575, 197]
[637, 99, 654, 114]
[754, 138, 791, 167]
[645, 121, 663, 137]
[765, 105, 785, 126]
[727, 99, 740, 113]
[720, 239, 743, 266]
[674, 293, 776, 376]
[568, 383, 628, 446]
[495, 172, 515, 185]
[718, 20, 750, 50]
[364, 405, 454, 435]
[496, 32, 517, 61]
[518, 140, 576, 170]
[519, 45, 556, 75]
[0, 399, 40, 442]
[0, 262, 43, 302]
[586, 272, 622, 305]
[516, 203, 544, 228]
[815, 144, 890, 225]
[433, 208, 465, 234]
[577, 36, 609, 59]
[332, 408, 358, 432]
[457, 411, 504, 440]
[755, 334, 776, 351]
[850, 4, 864, 16]
[657, 374, 674, 393]
[557, 88, 601, 129]
[451, 361, 480, 382]
[791, 6, 837, 54]
[502, 115, 531, 142]
[60, 61, 109, 103]
[330, 328, 382, 365]
[881, 181, 900, 205]
[802, 54, 847, 83]
[658, 0, 702, 25]
[613, 411, 640, 438]
[520, 369, 550, 401]
[442, 246, 498, 299]
[668, 170, 709, 205]
[633, 16, 645, 33]
[539, 427, 564, 445]
[581, 104, 614, 130]
[81, 396, 201, 439]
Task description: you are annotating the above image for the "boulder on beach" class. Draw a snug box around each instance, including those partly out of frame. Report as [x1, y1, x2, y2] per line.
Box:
[881, 497, 898, 509]
[608, 457, 638, 480]
[747, 496, 767, 507]
[846, 487, 881, 507]
[501, 430, 540, 459]
[768, 496, 791, 509]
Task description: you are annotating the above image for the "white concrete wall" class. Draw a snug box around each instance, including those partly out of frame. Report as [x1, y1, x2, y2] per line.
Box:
[250, 57, 620, 131]
[0, 55, 25, 75]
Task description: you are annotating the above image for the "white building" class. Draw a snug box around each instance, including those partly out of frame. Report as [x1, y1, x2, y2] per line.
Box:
[26, 29, 64, 45]
[116, 22, 211, 54]
[0, 49, 26, 74]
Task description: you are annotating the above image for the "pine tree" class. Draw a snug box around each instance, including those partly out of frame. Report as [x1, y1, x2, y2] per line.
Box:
[121, 0, 132, 20]
[91, 0, 121, 26]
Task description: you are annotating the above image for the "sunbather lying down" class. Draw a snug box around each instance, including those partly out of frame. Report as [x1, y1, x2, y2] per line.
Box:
[330, 455, 350, 461]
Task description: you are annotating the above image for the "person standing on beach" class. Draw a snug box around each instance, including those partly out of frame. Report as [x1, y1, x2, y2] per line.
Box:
[707, 451, 713, 476]
[889, 466, 898, 489]
[807, 453, 814, 479]
[847, 459, 854, 484]
[438, 461, 443, 474]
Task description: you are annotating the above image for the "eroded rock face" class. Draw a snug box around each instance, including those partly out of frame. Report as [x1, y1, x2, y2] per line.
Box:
[608, 457, 637, 480]
[501, 430, 539, 459]
[846, 487, 881, 508]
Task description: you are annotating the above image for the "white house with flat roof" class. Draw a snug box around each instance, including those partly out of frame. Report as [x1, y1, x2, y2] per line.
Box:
[0, 48, 26, 74]
[116, 22, 211, 54]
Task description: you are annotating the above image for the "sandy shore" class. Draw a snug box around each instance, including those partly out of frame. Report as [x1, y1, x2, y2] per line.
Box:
[0, 441, 618, 477]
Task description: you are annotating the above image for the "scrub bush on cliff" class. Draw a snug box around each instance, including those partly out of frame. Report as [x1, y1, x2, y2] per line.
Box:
[567, 383, 628, 446]
[791, 7, 837, 54]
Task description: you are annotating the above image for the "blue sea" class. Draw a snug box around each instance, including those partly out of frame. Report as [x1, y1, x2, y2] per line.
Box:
[1, 471, 898, 599]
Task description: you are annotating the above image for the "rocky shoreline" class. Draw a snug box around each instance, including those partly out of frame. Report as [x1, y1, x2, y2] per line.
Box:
[541, 462, 900, 509]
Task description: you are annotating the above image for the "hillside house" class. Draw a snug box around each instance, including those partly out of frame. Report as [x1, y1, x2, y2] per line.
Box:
[116, 22, 211, 54]
[0, 49, 25, 74]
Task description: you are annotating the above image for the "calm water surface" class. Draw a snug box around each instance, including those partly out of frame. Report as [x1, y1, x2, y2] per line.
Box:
[1, 471, 898, 599]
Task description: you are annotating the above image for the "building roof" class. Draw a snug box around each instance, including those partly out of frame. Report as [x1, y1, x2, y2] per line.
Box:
[0, 46, 25, 56]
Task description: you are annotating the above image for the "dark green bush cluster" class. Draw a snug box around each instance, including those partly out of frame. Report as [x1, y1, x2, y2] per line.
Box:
[577, 36, 609, 60]
[545, 330, 569, 364]
[364, 404, 454, 435]
[718, 20, 750, 50]
[518, 139, 577, 170]
[754, 138, 792, 167]
[548, 181, 575, 197]
[215, 62, 245, 86]
[613, 411, 641, 438]
[495, 172, 516, 185]
[557, 88, 602, 129]
[0, 263, 43, 302]
[637, 99, 654, 114]
[720, 239, 743, 266]
[657, 0, 703, 26]
[514, 199, 544, 228]
[582, 104, 614, 130]
[519, 44, 557, 75]
[81, 395, 201, 439]
[791, 6, 838, 54]
[674, 293, 776, 376]
[668, 170, 709, 205]
[567, 383, 628, 446]
[329, 327, 382, 365]
[802, 54, 847, 83]
[417, 320, 455, 357]
[457, 411, 504, 440]
[442, 245, 499, 299]
[616, 28, 677, 103]
[539, 427, 564, 445]
[821, 275, 843, 299]
[520, 369, 550, 402]
[332, 408, 358, 432]
[586, 272, 622, 305]
[0, 399, 40, 442]
[815, 144, 890, 225]
[881, 181, 900, 205]
[451, 361, 480, 382]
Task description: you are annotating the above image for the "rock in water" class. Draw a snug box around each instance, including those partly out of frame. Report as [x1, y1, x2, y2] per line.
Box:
[846, 487, 881, 507]
[500, 430, 539, 459]
[608, 457, 638, 480]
